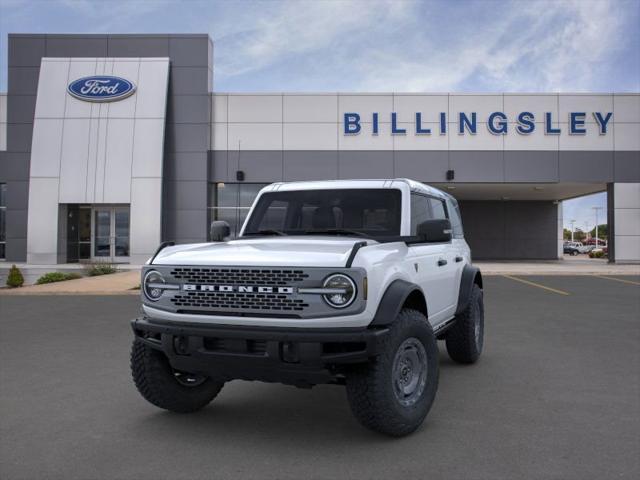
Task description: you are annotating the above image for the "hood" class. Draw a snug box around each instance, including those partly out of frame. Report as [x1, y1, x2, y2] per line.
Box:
[152, 236, 371, 267]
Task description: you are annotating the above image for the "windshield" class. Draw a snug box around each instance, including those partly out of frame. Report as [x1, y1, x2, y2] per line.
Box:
[242, 189, 402, 238]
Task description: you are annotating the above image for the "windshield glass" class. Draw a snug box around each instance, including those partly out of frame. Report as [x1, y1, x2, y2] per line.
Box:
[243, 189, 402, 238]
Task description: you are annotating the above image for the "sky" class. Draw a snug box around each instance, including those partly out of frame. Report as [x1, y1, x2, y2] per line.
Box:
[0, 0, 638, 227]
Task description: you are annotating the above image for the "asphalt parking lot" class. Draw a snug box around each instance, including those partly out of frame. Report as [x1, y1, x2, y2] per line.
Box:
[1, 275, 639, 480]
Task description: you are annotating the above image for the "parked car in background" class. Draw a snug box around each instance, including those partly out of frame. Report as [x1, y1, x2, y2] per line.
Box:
[564, 244, 581, 256]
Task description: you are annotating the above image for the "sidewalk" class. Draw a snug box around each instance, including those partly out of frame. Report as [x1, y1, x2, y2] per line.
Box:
[0, 257, 638, 295]
[0, 271, 140, 295]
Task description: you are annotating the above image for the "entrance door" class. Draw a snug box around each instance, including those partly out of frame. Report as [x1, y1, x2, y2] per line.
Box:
[92, 206, 130, 262]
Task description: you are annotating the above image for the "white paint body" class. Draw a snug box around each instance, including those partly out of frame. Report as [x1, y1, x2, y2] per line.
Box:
[147, 179, 471, 329]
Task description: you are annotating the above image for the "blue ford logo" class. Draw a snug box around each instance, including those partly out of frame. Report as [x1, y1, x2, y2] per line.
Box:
[67, 76, 136, 102]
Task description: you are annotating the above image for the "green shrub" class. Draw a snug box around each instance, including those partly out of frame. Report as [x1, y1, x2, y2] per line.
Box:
[36, 272, 82, 284]
[589, 250, 606, 259]
[84, 263, 118, 276]
[6, 265, 24, 288]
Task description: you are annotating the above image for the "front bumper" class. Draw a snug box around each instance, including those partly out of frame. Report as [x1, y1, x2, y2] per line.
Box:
[131, 317, 389, 387]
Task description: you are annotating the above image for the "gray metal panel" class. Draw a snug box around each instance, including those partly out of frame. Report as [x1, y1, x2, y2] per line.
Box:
[450, 151, 504, 182]
[0, 153, 30, 181]
[229, 151, 283, 182]
[459, 200, 558, 259]
[614, 151, 640, 182]
[167, 208, 208, 242]
[167, 95, 210, 124]
[45, 35, 108, 57]
[166, 153, 209, 181]
[6, 208, 28, 239]
[5, 180, 29, 208]
[8, 35, 45, 67]
[394, 151, 449, 182]
[209, 151, 229, 182]
[7, 67, 40, 95]
[559, 151, 614, 182]
[5, 236, 26, 262]
[169, 67, 210, 95]
[6, 95, 36, 124]
[338, 151, 394, 179]
[504, 150, 559, 182]
[107, 35, 170, 57]
[6, 124, 33, 153]
[164, 180, 208, 211]
[169, 36, 211, 67]
[283, 151, 338, 181]
[165, 124, 210, 153]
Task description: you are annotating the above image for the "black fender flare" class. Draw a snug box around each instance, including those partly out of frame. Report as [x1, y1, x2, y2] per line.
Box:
[455, 264, 483, 315]
[369, 279, 427, 327]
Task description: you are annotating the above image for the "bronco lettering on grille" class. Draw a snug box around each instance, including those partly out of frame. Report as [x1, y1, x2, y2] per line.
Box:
[182, 285, 295, 294]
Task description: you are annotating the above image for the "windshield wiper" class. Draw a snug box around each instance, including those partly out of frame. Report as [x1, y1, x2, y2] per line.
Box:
[303, 228, 370, 238]
[243, 229, 287, 236]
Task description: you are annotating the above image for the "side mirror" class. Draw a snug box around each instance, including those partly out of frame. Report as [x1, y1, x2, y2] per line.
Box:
[416, 219, 452, 243]
[210, 221, 231, 242]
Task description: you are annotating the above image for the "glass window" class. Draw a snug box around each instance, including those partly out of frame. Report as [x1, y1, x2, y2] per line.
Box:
[410, 193, 450, 234]
[429, 198, 447, 220]
[244, 189, 402, 238]
[446, 197, 464, 238]
[410, 194, 431, 235]
[208, 183, 268, 238]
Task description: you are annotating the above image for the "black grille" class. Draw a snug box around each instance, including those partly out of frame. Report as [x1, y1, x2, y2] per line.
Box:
[171, 292, 309, 311]
[170, 268, 309, 286]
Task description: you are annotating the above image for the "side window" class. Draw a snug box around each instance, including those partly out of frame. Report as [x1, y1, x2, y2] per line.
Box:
[410, 194, 431, 234]
[429, 198, 447, 220]
[446, 198, 464, 238]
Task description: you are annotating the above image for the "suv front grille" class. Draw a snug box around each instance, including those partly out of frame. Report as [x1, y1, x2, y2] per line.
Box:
[170, 292, 309, 312]
[170, 268, 309, 286]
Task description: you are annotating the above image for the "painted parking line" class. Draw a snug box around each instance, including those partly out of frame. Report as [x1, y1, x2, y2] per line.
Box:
[501, 275, 571, 296]
[593, 275, 640, 286]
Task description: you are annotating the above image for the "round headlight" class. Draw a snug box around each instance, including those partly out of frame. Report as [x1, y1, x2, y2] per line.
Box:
[323, 274, 356, 308]
[143, 270, 165, 301]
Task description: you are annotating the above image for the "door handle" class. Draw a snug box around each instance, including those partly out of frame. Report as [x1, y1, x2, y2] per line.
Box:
[437, 259, 447, 267]
[455, 256, 464, 263]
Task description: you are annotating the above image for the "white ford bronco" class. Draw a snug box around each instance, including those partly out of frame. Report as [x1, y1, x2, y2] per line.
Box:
[131, 179, 484, 436]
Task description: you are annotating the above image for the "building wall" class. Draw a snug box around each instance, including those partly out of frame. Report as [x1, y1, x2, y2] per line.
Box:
[611, 183, 640, 263]
[209, 93, 640, 184]
[457, 201, 559, 260]
[0, 34, 213, 262]
[26, 57, 169, 264]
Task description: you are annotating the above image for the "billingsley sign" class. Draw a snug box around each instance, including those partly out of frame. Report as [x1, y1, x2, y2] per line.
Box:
[343, 111, 613, 135]
[68, 76, 136, 102]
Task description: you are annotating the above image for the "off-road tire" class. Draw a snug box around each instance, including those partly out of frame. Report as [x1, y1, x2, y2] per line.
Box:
[445, 284, 484, 364]
[131, 340, 224, 413]
[345, 309, 439, 437]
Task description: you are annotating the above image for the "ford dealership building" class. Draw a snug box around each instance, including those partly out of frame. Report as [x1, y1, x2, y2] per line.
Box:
[0, 33, 638, 264]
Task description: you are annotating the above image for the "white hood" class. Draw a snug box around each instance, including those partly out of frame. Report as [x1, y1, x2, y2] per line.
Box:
[152, 237, 370, 267]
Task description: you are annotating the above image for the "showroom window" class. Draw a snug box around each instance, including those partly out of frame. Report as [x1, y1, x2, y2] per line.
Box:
[0, 183, 6, 258]
[208, 183, 267, 238]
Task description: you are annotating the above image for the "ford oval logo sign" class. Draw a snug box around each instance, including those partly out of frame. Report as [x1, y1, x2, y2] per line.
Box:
[67, 76, 136, 102]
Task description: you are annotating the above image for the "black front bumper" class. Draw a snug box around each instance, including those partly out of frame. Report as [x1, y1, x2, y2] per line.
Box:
[131, 317, 389, 387]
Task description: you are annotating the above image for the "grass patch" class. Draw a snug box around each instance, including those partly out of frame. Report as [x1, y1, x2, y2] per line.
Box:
[36, 272, 82, 285]
[84, 262, 118, 276]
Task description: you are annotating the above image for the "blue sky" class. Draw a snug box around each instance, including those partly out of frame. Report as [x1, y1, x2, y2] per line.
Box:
[1, 0, 638, 227]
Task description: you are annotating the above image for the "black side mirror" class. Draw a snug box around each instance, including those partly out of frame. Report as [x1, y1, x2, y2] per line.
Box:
[416, 219, 452, 243]
[210, 221, 231, 242]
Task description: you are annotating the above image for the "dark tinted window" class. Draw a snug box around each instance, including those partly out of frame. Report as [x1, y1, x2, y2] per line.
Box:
[446, 198, 464, 238]
[410, 193, 449, 234]
[244, 189, 402, 237]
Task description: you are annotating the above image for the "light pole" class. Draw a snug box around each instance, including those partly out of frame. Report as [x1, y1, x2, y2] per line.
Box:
[592, 206, 603, 248]
[570, 219, 576, 242]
